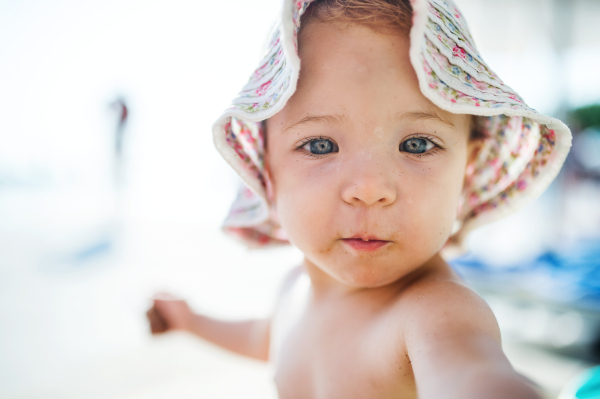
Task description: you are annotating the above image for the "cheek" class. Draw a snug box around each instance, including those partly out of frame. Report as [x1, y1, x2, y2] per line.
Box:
[270, 159, 339, 250]
[399, 154, 467, 246]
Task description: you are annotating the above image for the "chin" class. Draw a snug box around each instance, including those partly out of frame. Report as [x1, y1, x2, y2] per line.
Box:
[333, 262, 407, 289]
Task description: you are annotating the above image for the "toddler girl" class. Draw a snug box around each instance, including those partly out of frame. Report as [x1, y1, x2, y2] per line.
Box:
[147, 0, 571, 397]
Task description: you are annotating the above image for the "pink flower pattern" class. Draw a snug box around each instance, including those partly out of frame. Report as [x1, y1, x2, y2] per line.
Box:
[453, 46, 466, 59]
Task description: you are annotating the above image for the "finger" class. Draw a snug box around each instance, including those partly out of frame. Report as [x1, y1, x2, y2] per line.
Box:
[149, 315, 167, 334]
[147, 308, 168, 334]
[153, 298, 185, 316]
[146, 308, 159, 332]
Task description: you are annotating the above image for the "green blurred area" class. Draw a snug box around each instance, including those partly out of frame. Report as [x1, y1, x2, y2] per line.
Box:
[569, 104, 600, 132]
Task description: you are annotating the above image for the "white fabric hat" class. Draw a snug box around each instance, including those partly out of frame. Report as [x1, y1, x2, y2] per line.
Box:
[212, 0, 572, 251]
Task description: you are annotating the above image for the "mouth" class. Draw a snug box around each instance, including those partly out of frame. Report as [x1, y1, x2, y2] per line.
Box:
[341, 236, 391, 252]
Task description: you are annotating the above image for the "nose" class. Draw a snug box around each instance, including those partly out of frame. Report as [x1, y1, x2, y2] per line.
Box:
[341, 167, 397, 207]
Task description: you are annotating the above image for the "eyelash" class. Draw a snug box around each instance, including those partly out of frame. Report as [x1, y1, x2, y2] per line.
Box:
[413, 148, 441, 158]
[295, 136, 336, 159]
[294, 134, 444, 158]
[402, 134, 444, 158]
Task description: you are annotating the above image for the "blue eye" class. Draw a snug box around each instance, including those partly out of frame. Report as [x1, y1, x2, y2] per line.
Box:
[400, 138, 435, 154]
[305, 139, 336, 155]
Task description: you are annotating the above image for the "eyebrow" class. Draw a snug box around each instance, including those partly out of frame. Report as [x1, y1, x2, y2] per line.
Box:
[283, 113, 346, 132]
[397, 110, 456, 130]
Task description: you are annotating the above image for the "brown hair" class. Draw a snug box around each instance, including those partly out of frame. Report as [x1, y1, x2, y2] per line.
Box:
[301, 0, 413, 34]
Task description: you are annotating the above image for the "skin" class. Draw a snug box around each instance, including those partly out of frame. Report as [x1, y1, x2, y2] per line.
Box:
[148, 21, 542, 399]
[265, 20, 470, 291]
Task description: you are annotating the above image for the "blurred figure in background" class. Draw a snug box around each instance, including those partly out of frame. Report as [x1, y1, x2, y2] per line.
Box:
[110, 96, 129, 186]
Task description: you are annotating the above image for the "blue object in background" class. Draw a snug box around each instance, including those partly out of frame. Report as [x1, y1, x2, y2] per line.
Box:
[560, 366, 600, 399]
[451, 240, 600, 311]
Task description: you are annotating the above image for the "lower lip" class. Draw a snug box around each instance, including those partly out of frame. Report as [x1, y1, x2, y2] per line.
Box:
[342, 239, 390, 252]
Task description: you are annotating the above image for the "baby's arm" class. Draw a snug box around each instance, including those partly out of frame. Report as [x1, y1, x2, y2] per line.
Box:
[402, 281, 542, 399]
[147, 294, 270, 361]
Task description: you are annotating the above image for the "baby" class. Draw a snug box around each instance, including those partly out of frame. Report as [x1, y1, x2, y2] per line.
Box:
[147, 0, 571, 397]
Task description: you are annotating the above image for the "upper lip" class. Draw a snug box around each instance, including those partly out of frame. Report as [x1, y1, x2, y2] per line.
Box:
[343, 235, 390, 242]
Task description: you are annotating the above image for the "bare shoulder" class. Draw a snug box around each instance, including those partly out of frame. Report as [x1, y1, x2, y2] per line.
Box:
[396, 265, 501, 350]
[387, 262, 539, 398]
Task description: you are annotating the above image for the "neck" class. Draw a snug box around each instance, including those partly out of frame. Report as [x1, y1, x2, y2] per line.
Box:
[302, 253, 448, 301]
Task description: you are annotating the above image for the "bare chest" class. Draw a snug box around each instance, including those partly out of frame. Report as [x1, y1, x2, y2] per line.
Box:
[270, 282, 416, 399]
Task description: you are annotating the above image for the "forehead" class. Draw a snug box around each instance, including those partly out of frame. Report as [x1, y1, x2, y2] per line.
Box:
[299, 20, 414, 80]
[270, 21, 467, 130]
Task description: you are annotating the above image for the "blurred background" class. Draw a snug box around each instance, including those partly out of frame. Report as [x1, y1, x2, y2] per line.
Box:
[0, 0, 598, 398]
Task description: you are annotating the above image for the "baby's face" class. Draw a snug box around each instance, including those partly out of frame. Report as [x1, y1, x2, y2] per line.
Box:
[266, 21, 472, 288]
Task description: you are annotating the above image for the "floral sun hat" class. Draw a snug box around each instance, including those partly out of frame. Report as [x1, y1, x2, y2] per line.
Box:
[212, 0, 572, 251]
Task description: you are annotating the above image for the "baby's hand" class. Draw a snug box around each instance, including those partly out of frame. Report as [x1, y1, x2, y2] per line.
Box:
[146, 292, 195, 334]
